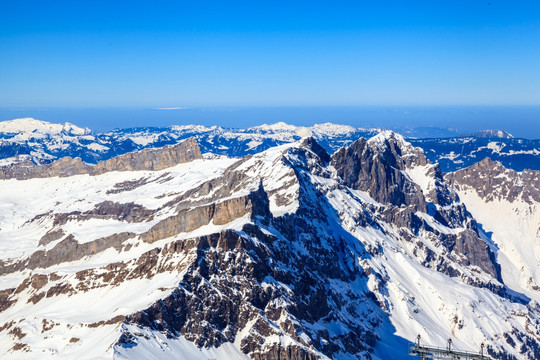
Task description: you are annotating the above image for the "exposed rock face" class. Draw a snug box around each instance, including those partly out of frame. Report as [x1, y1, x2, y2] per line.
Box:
[446, 157, 540, 204]
[0, 137, 202, 180]
[445, 157, 540, 304]
[92, 137, 202, 173]
[0, 233, 136, 276]
[141, 184, 270, 244]
[0, 157, 89, 180]
[331, 134, 427, 209]
[50, 201, 155, 226]
[38, 229, 65, 246]
[444, 230, 500, 280]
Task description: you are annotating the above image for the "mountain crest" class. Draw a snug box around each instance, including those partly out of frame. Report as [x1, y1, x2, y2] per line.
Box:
[0, 117, 91, 136]
[0, 137, 202, 180]
[466, 129, 514, 139]
[331, 134, 428, 207]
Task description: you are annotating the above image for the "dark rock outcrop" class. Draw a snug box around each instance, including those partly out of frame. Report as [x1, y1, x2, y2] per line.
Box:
[446, 157, 540, 204]
[0, 137, 202, 180]
[331, 135, 427, 209]
[0, 233, 136, 276]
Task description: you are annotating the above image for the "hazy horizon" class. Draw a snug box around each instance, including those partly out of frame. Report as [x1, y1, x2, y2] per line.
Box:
[1, 105, 539, 139]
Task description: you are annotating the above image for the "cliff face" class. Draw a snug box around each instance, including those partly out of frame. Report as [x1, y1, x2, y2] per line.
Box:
[331, 133, 427, 208]
[447, 157, 540, 204]
[92, 138, 202, 173]
[446, 157, 540, 304]
[0, 137, 202, 180]
[1, 135, 539, 360]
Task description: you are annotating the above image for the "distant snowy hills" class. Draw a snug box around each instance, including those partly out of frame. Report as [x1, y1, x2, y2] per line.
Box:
[0, 117, 91, 136]
[0, 118, 376, 166]
[467, 129, 514, 139]
[410, 136, 540, 172]
[1, 118, 538, 172]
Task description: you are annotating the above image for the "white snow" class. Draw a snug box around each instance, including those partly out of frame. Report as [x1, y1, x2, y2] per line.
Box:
[251, 121, 311, 136]
[0, 157, 238, 261]
[0, 118, 90, 136]
[235, 143, 300, 216]
[455, 187, 540, 301]
[85, 142, 109, 152]
[115, 327, 251, 360]
[311, 122, 357, 136]
[404, 164, 435, 194]
[487, 141, 505, 152]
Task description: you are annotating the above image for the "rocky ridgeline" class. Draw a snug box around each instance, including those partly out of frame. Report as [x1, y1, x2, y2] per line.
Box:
[0, 137, 202, 180]
[447, 157, 540, 204]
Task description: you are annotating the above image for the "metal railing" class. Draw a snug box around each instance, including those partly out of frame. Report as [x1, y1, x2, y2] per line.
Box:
[409, 336, 492, 360]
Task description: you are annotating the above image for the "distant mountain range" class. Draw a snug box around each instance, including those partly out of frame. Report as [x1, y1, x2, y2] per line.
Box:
[1, 118, 539, 172]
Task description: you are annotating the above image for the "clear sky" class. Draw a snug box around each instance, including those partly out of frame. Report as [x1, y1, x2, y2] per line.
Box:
[1, 1, 539, 108]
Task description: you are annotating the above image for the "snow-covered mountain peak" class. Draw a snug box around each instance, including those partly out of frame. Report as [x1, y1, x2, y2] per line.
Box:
[250, 121, 379, 139]
[249, 122, 313, 137]
[0, 118, 91, 136]
[168, 124, 218, 133]
[366, 130, 427, 164]
[477, 156, 504, 169]
[469, 129, 514, 139]
[449, 155, 540, 204]
[251, 121, 298, 131]
[368, 129, 406, 146]
[310, 122, 357, 135]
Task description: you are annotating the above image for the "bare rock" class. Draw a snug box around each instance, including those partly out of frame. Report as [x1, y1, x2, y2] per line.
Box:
[93, 137, 201, 173]
[446, 157, 540, 204]
[331, 136, 426, 209]
[0, 137, 202, 180]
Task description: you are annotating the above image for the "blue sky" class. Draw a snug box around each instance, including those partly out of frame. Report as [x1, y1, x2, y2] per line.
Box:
[1, 1, 539, 108]
[1, 1, 539, 137]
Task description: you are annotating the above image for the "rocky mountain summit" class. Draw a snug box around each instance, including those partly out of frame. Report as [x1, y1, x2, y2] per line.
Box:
[0, 130, 540, 359]
[448, 157, 540, 204]
[0, 117, 91, 136]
